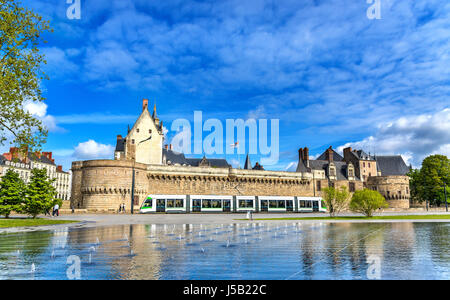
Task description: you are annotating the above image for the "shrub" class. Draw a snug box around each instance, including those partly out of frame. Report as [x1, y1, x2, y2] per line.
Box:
[350, 189, 388, 217]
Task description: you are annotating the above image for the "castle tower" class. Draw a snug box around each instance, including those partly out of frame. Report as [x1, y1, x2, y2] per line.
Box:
[116, 99, 164, 165]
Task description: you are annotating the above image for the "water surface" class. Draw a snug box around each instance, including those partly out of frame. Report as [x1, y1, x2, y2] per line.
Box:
[0, 222, 448, 280]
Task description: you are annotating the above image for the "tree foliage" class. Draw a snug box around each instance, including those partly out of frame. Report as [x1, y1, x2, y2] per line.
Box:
[0, 168, 25, 218]
[321, 186, 350, 217]
[23, 168, 56, 218]
[0, 0, 52, 150]
[350, 189, 388, 217]
[408, 155, 450, 206]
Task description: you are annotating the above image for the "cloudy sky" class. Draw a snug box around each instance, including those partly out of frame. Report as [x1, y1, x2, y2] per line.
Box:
[6, 0, 449, 171]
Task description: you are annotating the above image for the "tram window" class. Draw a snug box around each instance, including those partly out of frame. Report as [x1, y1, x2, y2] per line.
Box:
[212, 200, 222, 208]
[239, 199, 253, 208]
[143, 199, 152, 208]
[306, 201, 312, 208]
[202, 200, 212, 208]
[269, 200, 277, 208]
[167, 199, 175, 208]
[300, 200, 306, 208]
[278, 200, 286, 208]
[175, 199, 184, 208]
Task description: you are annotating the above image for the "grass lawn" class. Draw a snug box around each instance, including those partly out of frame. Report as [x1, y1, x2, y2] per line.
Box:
[0, 219, 79, 228]
[236, 215, 450, 221]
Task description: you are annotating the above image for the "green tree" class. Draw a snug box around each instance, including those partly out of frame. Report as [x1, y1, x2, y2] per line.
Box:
[0, 168, 25, 218]
[419, 155, 450, 206]
[321, 186, 350, 217]
[23, 168, 56, 218]
[0, 0, 52, 150]
[407, 168, 422, 205]
[350, 189, 388, 217]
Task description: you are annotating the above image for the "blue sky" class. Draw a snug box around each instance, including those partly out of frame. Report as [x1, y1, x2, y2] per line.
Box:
[6, 0, 449, 171]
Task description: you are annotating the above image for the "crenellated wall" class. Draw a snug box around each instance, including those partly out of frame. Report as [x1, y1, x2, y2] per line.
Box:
[71, 159, 401, 212]
[366, 176, 410, 209]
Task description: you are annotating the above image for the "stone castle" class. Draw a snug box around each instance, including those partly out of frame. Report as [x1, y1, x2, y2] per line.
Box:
[70, 99, 411, 212]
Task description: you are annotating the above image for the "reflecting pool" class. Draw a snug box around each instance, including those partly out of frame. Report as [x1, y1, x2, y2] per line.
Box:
[0, 222, 448, 280]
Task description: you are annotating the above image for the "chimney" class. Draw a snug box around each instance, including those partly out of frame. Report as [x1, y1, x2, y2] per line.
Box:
[10, 147, 19, 160]
[169, 144, 173, 150]
[164, 145, 168, 150]
[298, 148, 304, 162]
[57, 165, 63, 172]
[3, 153, 12, 160]
[343, 147, 352, 161]
[326, 146, 333, 162]
[303, 147, 310, 167]
[117, 135, 123, 141]
[142, 99, 149, 111]
[43, 152, 53, 160]
[35, 151, 41, 158]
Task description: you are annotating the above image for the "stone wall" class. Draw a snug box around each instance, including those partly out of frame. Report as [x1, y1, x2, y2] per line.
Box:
[71, 159, 388, 212]
[366, 175, 410, 209]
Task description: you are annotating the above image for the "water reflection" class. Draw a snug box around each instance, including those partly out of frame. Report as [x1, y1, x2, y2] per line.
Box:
[0, 222, 448, 280]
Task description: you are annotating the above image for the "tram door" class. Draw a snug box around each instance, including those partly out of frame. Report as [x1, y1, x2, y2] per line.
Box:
[223, 199, 231, 212]
[192, 199, 201, 212]
[312, 200, 319, 212]
[260, 200, 268, 212]
[287, 200, 294, 212]
[156, 199, 166, 212]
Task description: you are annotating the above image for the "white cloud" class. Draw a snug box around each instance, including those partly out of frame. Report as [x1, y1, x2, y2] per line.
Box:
[23, 101, 63, 132]
[73, 140, 115, 160]
[337, 109, 450, 167]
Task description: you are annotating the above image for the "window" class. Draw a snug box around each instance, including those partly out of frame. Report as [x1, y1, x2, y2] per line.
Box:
[149, 129, 152, 134]
[349, 168, 354, 177]
[167, 199, 175, 208]
[363, 162, 365, 167]
[269, 200, 286, 208]
[330, 167, 336, 176]
[142, 199, 152, 208]
[349, 182, 355, 192]
[132, 139, 135, 144]
[136, 128, 140, 133]
[317, 181, 321, 191]
[239, 199, 253, 208]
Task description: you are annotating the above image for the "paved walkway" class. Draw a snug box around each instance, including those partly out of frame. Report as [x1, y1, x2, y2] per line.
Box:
[2, 211, 449, 234]
[53, 211, 450, 227]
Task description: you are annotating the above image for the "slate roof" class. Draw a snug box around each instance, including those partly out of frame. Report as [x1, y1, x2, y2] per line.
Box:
[162, 148, 189, 165]
[316, 149, 344, 161]
[352, 150, 375, 161]
[375, 156, 410, 176]
[244, 154, 252, 170]
[115, 138, 125, 152]
[162, 149, 230, 168]
[296, 159, 359, 180]
[186, 158, 230, 168]
[27, 153, 55, 165]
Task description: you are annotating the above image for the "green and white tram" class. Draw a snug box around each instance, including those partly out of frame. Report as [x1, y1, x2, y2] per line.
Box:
[140, 195, 187, 213]
[236, 196, 256, 212]
[258, 196, 295, 212]
[140, 194, 327, 213]
[190, 195, 233, 213]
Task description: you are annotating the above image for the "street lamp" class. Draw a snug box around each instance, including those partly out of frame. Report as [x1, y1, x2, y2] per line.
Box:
[130, 134, 152, 214]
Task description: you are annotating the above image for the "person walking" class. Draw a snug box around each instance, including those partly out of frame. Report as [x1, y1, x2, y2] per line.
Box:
[53, 203, 60, 217]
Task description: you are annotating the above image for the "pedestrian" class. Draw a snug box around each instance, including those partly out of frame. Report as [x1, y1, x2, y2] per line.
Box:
[119, 204, 122, 213]
[122, 203, 126, 213]
[54, 203, 60, 217]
